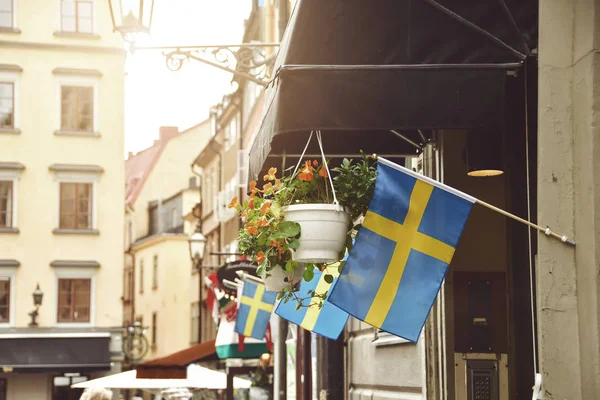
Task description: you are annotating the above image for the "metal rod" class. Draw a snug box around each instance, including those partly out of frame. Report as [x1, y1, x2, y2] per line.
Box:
[390, 130, 423, 150]
[183, 52, 269, 86]
[280, 62, 524, 71]
[222, 279, 240, 288]
[417, 129, 427, 143]
[421, 0, 527, 59]
[134, 43, 281, 51]
[209, 252, 244, 256]
[474, 198, 576, 246]
[266, 153, 411, 158]
[235, 270, 265, 285]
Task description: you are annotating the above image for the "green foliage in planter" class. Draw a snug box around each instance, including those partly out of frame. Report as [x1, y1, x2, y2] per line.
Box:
[230, 155, 377, 309]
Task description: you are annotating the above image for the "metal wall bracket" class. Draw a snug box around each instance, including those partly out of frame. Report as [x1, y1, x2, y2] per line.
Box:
[131, 43, 280, 86]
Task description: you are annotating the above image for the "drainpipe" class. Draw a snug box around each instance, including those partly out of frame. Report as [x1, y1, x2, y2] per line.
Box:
[191, 162, 204, 343]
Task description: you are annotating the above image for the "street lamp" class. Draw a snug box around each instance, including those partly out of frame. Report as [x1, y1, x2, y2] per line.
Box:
[28, 283, 43, 327]
[108, 0, 154, 37]
[188, 223, 207, 268]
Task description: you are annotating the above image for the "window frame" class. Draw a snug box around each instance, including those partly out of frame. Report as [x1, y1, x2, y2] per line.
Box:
[55, 74, 98, 135]
[56, 278, 92, 323]
[151, 255, 158, 290]
[59, 0, 95, 34]
[58, 182, 93, 231]
[139, 258, 144, 294]
[60, 86, 94, 133]
[151, 312, 157, 348]
[0, 70, 19, 132]
[190, 301, 199, 344]
[53, 267, 96, 327]
[55, 179, 96, 231]
[0, 267, 16, 327]
[0, 180, 14, 229]
[0, 168, 21, 231]
[51, 169, 100, 233]
[0, 0, 16, 30]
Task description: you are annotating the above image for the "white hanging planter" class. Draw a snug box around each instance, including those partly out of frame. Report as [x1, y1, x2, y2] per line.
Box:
[283, 204, 349, 263]
[260, 264, 305, 292]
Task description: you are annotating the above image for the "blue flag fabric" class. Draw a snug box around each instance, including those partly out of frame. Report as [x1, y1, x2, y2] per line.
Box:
[234, 280, 277, 340]
[329, 157, 475, 342]
[275, 264, 349, 340]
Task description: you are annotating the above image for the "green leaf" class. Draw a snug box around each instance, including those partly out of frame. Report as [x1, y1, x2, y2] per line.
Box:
[256, 264, 265, 277]
[303, 268, 315, 282]
[324, 274, 334, 284]
[288, 239, 300, 250]
[285, 260, 294, 273]
[277, 221, 301, 237]
[296, 302, 302, 311]
[337, 261, 345, 274]
[257, 234, 267, 246]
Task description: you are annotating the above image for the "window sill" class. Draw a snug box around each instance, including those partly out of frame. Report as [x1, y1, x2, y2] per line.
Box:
[53, 31, 101, 40]
[0, 227, 19, 234]
[0, 128, 21, 135]
[53, 229, 99, 235]
[54, 130, 100, 138]
[0, 27, 21, 34]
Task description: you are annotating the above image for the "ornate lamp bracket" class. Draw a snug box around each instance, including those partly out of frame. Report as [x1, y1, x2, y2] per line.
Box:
[132, 43, 280, 86]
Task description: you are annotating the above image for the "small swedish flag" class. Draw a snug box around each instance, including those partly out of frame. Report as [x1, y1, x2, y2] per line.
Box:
[234, 280, 276, 340]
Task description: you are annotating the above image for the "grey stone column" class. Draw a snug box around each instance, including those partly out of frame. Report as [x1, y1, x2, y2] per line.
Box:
[538, 0, 600, 398]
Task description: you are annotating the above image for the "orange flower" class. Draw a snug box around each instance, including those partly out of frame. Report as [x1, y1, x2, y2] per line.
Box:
[249, 191, 256, 201]
[319, 168, 328, 178]
[228, 196, 239, 208]
[241, 209, 249, 218]
[249, 181, 258, 193]
[312, 160, 319, 167]
[256, 252, 265, 263]
[248, 200, 255, 210]
[298, 160, 314, 182]
[256, 217, 269, 227]
[263, 167, 277, 182]
[245, 225, 259, 235]
[259, 201, 272, 215]
[263, 182, 273, 192]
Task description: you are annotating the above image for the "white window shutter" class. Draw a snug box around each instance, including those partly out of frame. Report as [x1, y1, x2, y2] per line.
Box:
[237, 150, 249, 188]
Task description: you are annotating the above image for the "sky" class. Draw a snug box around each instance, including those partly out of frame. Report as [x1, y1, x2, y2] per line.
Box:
[124, 0, 252, 155]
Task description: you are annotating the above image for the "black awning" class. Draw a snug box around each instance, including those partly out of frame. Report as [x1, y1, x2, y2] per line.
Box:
[248, 0, 537, 181]
[0, 336, 111, 372]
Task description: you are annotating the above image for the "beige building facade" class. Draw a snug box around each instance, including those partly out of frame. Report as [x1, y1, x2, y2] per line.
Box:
[0, 0, 126, 399]
[124, 122, 212, 363]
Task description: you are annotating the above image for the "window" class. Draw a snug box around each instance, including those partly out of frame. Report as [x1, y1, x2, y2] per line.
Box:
[151, 312, 157, 347]
[57, 278, 91, 323]
[61, 86, 93, 132]
[0, 181, 12, 228]
[191, 302, 199, 343]
[224, 117, 237, 150]
[152, 255, 158, 289]
[0, 277, 9, 323]
[123, 266, 133, 302]
[59, 182, 92, 230]
[0, 82, 14, 128]
[52, 375, 88, 400]
[139, 259, 144, 294]
[0, 0, 13, 28]
[61, 0, 93, 33]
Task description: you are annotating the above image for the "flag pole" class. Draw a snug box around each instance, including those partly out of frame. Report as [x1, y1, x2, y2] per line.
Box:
[235, 270, 266, 285]
[474, 198, 575, 246]
[372, 154, 576, 246]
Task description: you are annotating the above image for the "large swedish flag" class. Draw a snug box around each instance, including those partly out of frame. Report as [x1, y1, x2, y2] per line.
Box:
[234, 280, 276, 340]
[329, 157, 475, 342]
[275, 264, 349, 340]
